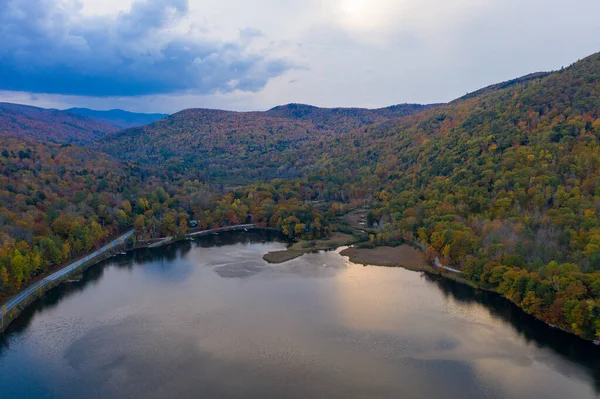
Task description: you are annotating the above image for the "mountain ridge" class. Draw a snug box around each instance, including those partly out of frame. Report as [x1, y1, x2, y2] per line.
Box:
[64, 107, 169, 129]
[96, 102, 437, 183]
[0, 102, 119, 145]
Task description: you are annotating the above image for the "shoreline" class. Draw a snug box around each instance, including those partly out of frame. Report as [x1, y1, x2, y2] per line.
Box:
[4, 228, 596, 345]
[0, 225, 263, 334]
[265, 236, 597, 346]
[335, 244, 595, 345]
[339, 245, 433, 272]
[1, 230, 134, 333]
[262, 232, 358, 264]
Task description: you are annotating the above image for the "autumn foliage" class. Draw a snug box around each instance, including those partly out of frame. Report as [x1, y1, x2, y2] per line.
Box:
[3, 52, 600, 341]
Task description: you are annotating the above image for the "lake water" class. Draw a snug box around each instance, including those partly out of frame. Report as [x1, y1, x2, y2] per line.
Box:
[1, 232, 599, 398]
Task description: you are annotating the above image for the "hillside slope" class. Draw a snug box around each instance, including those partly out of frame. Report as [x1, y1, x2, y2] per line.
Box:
[96, 103, 434, 183]
[301, 52, 600, 340]
[0, 136, 329, 300]
[265, 103, 435, 132]
[65, 108, 169, 129]
[4, 52, 600, 341]
[0, 103, 119, 145]
[0, 135, 141, 295]
[0, 103, 169, 144]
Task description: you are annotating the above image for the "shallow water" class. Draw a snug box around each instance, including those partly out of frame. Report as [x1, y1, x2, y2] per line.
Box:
[1, 232, 599, 398]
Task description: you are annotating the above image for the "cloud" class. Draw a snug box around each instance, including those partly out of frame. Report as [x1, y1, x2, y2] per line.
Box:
[327, 0, 492, 45]
[0, 0, 292, 97]
[1, 0, 599, 114]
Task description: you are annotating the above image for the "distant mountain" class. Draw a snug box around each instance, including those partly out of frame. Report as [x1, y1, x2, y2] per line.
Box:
[265, 103, 436, 133]
[3, 51, 600, 342]
[96, 103, 435, 183]
[0, 102, 118, 145]
[65, 108, 169, 129]
[0, 103, 169, 145]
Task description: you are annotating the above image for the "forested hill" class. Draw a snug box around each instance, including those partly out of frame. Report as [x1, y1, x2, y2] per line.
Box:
[301, 52, 600, 340]
[95, 103, 434, 183]
[3, 51, 600, 341]
[65, 108, 169, 129]
[265, 103, 435, 132]
[305, 52, 600, 186]
[0, 135, 330, 300]
[0, 103, 119, 145]
[455, 72, 551, 101]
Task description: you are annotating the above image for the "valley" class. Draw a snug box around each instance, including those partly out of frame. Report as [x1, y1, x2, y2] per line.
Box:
[2, 52, 600, 343]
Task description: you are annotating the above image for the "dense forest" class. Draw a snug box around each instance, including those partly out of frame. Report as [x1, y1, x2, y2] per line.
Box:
[2, 52, 600, 340]
[96, 103, 433, 183]
[0, 103, 119, 145]
[0, 136, 328, 298]
[265, 103, 435, 130]
[65, 108, 168, 129]
[297, 52, 600, 340]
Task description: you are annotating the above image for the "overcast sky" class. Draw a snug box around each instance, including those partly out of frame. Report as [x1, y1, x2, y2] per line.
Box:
[1, 0, 599, 113]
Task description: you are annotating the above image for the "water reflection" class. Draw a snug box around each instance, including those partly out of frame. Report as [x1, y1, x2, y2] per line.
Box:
[0, 231, 282, 343]
[1, 233, 599, 399]
[425, 273, 600, 391]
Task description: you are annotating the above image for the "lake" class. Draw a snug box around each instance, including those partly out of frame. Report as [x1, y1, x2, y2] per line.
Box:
[1, 232, 599, 398]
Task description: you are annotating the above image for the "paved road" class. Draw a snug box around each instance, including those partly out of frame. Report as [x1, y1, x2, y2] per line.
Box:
[146, 224, 257, 248]
[188, 224, 256, 237]
[434, 257, 462, 273]
[148, 236, 172, 248]
[2, 230, 135, 316]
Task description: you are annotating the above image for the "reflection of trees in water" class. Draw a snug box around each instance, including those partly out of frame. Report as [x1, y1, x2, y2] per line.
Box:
[194, 229, 283, 248]
[130, 243, 190, 266]
[1, 257, 112, 350]
[422, 273, 600, 391]
[4, 232, 599, 393]
[1, 231, 283, 354]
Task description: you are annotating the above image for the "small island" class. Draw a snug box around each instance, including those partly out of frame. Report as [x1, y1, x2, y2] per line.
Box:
[263, 232, 356, 263]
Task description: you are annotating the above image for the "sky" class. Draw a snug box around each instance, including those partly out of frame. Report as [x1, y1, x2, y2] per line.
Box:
[1, 0, 599, 113]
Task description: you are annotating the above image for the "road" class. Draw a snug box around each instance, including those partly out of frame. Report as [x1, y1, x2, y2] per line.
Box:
[2, 230, 134, 317]
[148, 236, 173, 248]
[146, 224, 257, 248]
[434, 257, 462, 273]
[187, 224, 256, 237]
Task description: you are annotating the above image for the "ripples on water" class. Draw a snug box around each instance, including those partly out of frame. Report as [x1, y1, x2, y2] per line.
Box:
[1, 231, 599, 399]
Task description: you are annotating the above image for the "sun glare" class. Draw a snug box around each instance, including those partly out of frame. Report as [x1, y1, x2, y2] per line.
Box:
[335, 0, 397, 33]
[339, 0, 369, 16]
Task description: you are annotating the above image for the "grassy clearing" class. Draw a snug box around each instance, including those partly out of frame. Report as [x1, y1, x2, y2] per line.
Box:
[340, 245, 433, 272]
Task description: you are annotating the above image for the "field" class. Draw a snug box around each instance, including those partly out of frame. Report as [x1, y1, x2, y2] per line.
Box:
[340, 245, 432, 272]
